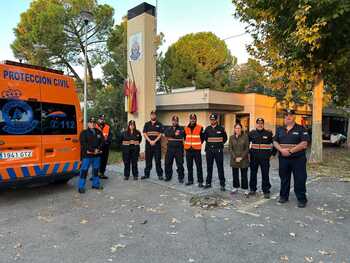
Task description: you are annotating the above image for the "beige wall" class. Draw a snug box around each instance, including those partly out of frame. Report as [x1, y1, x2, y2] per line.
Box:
[158, 111, 209, 127]
[127, 11, 156, 152]
[157, 89, 279, 135]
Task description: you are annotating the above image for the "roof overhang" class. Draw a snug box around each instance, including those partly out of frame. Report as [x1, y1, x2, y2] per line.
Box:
[156, 103, 244, 112]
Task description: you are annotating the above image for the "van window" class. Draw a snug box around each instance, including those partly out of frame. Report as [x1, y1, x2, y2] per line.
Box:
[0, 98, 41, 135]
[42, 102, 77, 135]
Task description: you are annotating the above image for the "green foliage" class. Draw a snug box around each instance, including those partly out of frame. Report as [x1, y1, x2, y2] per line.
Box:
[230, 58, 267, 91]
[232, 0, 350, 105]
[161, 32, 235, 91]
[11, 0, 114, 84]
[102, 20, 127, 87]
[88, 84, 126, 141]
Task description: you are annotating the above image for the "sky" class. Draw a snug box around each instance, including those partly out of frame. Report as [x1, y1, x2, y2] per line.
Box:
[0, 0, 252, 78]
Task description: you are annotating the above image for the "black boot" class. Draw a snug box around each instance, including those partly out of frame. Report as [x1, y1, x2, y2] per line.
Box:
[141, 175, 149, 180]
[278, 197, 288, 204]
[185, 181, 193, 186]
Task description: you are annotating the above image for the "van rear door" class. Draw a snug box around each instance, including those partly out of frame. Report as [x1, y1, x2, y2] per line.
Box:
[0, 64, 42, 182]
[41, 76, 81, 176]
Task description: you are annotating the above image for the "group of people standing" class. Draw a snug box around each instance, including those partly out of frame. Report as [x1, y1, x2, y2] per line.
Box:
[78, 109, 310, 208]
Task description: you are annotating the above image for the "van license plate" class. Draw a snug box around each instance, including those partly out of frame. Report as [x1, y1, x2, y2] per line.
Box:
[0, 151, 33, 160]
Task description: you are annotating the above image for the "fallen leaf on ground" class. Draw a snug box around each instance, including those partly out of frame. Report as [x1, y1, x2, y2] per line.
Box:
[38, 215, 53, 223]
[280, 255, 289, 262]
[14, 243, 22, 249]
[188, 258, 195, 262]
[318, 249, 335, 256]
[304, 256, 313, 262]
[171, 218, 180, 224]
[289, 232, 296, 239]
[110, 244, 126, 253]
[80, 219, 88, 224]
[166, 232, 178, 235]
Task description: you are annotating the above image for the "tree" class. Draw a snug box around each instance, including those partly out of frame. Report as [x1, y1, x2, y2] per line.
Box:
[11, 0, 114, 87]
[161, 32, 235, 91]
[230, 58, 268, 92]
[88, 84, 126, 142]
[232, 0, 350, 162]
[102, 19, 127, 87]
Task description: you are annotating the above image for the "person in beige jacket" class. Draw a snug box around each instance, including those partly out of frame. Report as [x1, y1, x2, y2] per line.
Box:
[228, 123, 250, 194]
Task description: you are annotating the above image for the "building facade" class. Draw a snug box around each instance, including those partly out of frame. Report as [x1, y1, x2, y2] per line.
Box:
[156, 88, 348, 140]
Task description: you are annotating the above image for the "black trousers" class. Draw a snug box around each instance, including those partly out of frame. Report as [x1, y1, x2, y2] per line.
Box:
[205, 150, 225, 187]
[99, 144, 110, 175]
[279, 156, 308, 203]
[144, 144, 163, 177]
[249, 155, 271, 193]
[165, 147, 184, 180]
[232, 167, 248, 189]
[123, 147, 139, 178]
[185, 149, 203, 183]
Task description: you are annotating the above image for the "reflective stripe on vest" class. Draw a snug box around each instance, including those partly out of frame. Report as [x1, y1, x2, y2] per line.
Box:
[122, 140, 140, 145]
[207, 137, 224, 143]
[167, 138, 184, 142]
[146, 131, 161, 136]
[184, 125, 202, 150]
[280, 144, 297, 149]
[251, 143, 273, 150]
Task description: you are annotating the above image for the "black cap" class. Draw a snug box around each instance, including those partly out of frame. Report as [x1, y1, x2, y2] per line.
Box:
[98, 114, 105, 119]
[256, 118, 264, 123]
[189, 113, 197, 120]
[172, 115, 179, 121]
[284, 109, 296, 115]
[209, 113, 218, 120]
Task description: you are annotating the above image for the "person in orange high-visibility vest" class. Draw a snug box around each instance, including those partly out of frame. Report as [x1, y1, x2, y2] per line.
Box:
[96, 114, 112, 179]
[184, 114, 205, 187]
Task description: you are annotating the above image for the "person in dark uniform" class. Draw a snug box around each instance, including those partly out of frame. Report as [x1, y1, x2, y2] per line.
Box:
[142, 111, 164, 180]
[95, 114, 112, 179]
[121, 120, 142, 180]
[184, 114, 205, 187]
[78, 117, 104, 193]
[248, 118, 276, 198]
[204, 113, 228, 191]
[273, 109, 310, 208]
[164, 115, 185, 183]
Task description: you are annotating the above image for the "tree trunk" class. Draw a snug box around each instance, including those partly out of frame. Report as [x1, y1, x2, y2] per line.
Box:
[347, 117, 350, 149]
[309, 73, 324, 163]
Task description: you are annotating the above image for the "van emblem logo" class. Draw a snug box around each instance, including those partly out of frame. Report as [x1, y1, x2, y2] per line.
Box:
[1, 100, 39, 134]
[1, 88, 22, 98]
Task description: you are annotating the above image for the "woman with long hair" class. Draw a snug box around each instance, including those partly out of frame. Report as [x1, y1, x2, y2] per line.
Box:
[121, 120, 142, 180]
[228, 122, 250, 194]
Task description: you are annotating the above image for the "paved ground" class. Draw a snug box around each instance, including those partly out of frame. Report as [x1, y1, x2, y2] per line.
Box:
[0, 155, 349, 263]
